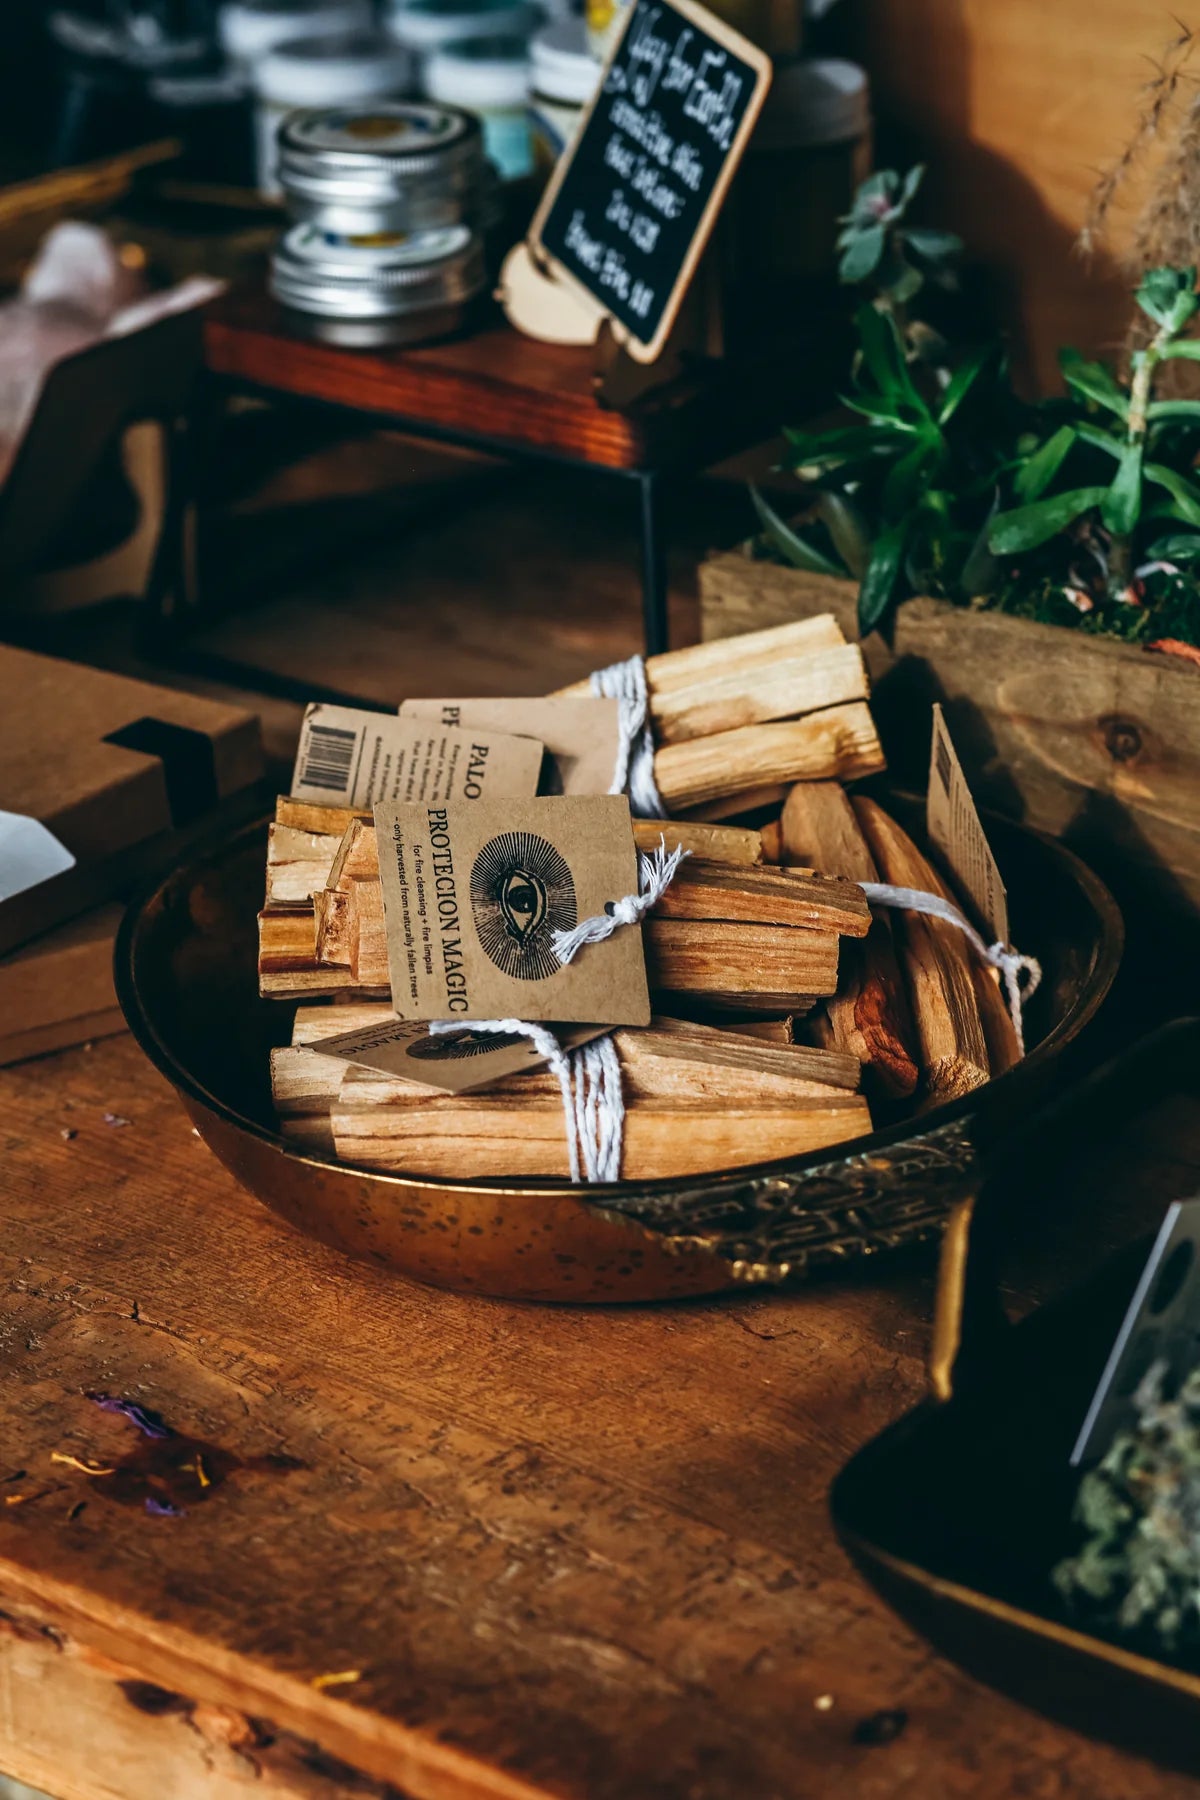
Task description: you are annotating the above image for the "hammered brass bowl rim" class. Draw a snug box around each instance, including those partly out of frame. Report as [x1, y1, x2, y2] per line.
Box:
[114, 807, 1124, 1204]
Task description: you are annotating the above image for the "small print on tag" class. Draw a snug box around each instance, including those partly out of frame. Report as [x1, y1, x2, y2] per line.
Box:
[374, 795, 651, 1025]
[926, 704, 1009, 947]
[290, 704, 544, 810]
[314, 1016, 608, 1094]
[399, 697, 622, 796]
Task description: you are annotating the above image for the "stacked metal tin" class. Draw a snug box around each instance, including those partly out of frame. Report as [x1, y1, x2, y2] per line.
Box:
[270, 101, 492, 346]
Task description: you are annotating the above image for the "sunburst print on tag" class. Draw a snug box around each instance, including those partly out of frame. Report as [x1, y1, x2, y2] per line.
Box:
[470, 831, 578, 981]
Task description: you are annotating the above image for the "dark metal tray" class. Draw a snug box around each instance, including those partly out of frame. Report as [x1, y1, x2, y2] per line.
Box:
[832, 1019, 1200, 1774]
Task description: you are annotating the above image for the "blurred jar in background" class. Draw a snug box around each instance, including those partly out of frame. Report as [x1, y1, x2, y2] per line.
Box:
[384, 0, 538, 80]
[423, 37, 532, 182]
[218, 0, 372, 74]
[528, 18, 599, 175]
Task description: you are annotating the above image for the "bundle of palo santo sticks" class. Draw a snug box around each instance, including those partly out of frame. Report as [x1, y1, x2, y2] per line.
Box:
[259, 619, 1024, 1184]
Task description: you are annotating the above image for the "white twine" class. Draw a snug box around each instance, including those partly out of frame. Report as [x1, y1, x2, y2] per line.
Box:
[428, 1019, 624, 1184]
[552, 835, 690, 965]
[590, 653, 667, 818]
[861, 881, 1042, 1055]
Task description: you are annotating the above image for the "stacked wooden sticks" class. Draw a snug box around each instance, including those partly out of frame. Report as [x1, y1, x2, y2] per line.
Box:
[258, 618, 1023, 1181]
[554, 615, 885, 812]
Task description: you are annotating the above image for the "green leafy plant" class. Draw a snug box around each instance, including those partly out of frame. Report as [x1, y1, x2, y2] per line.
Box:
[988, 267, 1200, 595]
[836, 166, 962, 311]
[753, 300, 1012, 634]
[759, 155, 1200, 651]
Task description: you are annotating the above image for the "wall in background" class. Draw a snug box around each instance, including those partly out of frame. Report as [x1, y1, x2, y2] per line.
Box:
[836, 0, 1177, 389]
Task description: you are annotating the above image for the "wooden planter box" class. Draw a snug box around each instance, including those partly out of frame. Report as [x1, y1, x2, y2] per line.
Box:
[699, 551, 1200, 920]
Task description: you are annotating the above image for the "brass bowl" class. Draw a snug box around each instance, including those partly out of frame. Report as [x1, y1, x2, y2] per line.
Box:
[115, 805, 1123, 1302]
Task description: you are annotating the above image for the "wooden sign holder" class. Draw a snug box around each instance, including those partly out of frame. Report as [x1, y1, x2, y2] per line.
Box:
[498, 0, 771, 406]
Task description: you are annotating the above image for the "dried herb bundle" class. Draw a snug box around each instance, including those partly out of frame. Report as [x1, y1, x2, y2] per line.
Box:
[1055, 1361, 1200, 1648]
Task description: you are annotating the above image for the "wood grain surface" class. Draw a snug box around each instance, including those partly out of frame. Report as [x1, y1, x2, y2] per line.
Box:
[203, 292, 817, 474]
[1, 1032, 1198, 1800]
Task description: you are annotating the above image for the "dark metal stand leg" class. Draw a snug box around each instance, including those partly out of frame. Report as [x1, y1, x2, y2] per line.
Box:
[637, 470, 669, 657]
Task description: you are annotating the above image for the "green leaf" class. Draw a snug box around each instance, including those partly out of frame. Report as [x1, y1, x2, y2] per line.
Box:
[1146, 398, 1200, 420]
[814, 491, 870, 578]
[902, 227, 964, 260]
[988, 486, 1109, 554]
[1136, 265, 1199, 331]
[1146, 533, 1200, 563]
[959, 506, 1000, 596]
[875, 251, 923, 306]
[1014, 424, 1077, 500]
[1144, 461, 1200, 526]
[838, 224, 886, 285]
[840, 393, 919, 427]
[1159, 338, 1200, 361]
[858, 518, 910, 634]
[880, 440, 937, 516]
[749, 484, 845, 577]
[1060, 348, 1129, 420]
[854, 304, 928, 417]
[900, 164, 925, 208]
[781, 424, 903, 471]
[1074, 420, 1125, 458]
[937, 341, 996, 426]
[1100, 439, 1143, 535]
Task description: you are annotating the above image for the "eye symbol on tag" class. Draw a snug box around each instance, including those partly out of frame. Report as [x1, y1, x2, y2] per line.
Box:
[471, 831, 577, 981]
[407, 1029, 521, 1061]
[500, 870, 547, 943]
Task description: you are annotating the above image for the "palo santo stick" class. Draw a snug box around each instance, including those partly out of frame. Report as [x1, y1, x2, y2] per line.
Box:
[267, 858, 344, 907]
[276, 797, 368, 836]
[652, 644, 868, 745]
[684, 991, 818, 1015]
[779, 783, 918, 1101]
[646, 918, 839, 997]
[851, 797, 989, 1104]
[655, 859, 869, 937]
[313, 888, 352, 966]
[292, 1003, 396, 1046]
[655, 704, 885, 811]
[554, 615, 846, 702]
[683, 785, 791, 823]
[633, 818, 762, 865]
[325, 1095, 870, 1181]
[258, 909, 386, 999]
[307, 907, 841, 997]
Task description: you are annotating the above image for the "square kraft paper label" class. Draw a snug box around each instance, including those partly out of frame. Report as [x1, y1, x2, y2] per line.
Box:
[374, 796, 651, 1025]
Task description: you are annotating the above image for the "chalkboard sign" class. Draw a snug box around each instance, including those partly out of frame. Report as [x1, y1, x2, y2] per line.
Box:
[529, 0, 771, 363]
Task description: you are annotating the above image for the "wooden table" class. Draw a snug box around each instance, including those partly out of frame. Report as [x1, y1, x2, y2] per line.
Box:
[2, 1030, 1197, 1800]
[203, 292, 824, 659]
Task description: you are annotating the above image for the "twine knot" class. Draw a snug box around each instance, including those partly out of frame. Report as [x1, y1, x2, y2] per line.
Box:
[860, 881, 1042, 1055]
[590, 653, 666, 818]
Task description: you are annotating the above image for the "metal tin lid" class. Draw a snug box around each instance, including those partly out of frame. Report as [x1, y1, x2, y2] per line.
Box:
[529, 18, 600, 105]
[423, 37, 531, 109]
[255, 32, 414, 105]
[753, 58, 870, 151]
[277, 101, 487, 225]
[271, 220, 485, 319]
[385, 0, 539, 53]
[219, 0, 372, 68]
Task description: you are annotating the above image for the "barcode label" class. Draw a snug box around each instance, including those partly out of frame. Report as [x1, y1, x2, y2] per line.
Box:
[298, 723, 357, 793]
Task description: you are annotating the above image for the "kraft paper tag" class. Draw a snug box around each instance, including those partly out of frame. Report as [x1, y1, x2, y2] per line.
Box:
[290, 704, 544, 809]
[399, 697, 621, 796]
[927, 704, 1009, 946]
[374, 795, 651, 1025]
[313, 1015, 608, 1093]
